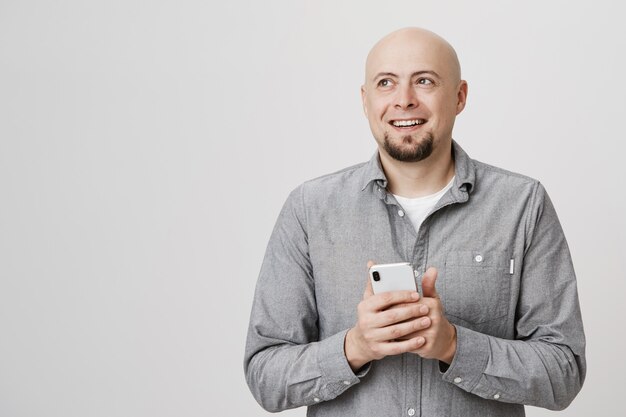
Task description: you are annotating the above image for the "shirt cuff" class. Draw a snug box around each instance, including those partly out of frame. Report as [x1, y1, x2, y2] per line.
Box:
[315, 329, 370, 401]
[441, 325, 490, 393]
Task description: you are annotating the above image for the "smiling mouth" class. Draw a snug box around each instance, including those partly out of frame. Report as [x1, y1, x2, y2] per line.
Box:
[389, 119, 427, 128]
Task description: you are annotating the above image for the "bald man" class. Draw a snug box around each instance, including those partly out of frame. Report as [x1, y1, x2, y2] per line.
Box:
[245, 28, 585, 416]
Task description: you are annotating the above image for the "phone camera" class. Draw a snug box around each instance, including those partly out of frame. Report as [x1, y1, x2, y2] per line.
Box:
[372, 271, 380, 281]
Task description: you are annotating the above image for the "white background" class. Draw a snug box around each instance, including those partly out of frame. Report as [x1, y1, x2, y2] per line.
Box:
[0, 1, 624, 416]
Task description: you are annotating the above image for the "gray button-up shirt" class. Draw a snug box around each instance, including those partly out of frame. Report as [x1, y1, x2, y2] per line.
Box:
[244, 141, 586, 416]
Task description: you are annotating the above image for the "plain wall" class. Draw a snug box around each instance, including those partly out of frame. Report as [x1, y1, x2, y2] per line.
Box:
[1, 0, 624, 416]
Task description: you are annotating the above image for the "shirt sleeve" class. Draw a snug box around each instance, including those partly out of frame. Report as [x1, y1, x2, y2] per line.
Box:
[243, 185, 368, 412]
[441, 183, 586, 410]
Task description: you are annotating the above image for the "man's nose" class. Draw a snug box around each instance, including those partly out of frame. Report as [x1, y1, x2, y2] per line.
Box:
[394, 84, 418, 110]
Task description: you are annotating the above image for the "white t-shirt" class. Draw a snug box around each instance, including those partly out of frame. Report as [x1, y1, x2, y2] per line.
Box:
[393, 176, 455, 234]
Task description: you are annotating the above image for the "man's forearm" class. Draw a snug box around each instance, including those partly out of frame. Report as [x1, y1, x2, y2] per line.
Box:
[441, 325, 585, 410]
[245, 330, 361, 412]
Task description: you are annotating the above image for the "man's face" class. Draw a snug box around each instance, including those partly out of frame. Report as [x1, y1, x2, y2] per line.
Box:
[361, 33, 467, 163]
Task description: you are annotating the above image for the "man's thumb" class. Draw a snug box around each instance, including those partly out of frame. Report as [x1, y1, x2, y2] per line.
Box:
[421, 267, 439, 298]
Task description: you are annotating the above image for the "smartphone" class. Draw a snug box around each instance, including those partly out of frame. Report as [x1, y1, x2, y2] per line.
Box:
[369, 262, 418, 294]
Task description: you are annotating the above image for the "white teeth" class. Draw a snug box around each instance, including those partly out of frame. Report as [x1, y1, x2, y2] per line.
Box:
[392, 119, 423, 127]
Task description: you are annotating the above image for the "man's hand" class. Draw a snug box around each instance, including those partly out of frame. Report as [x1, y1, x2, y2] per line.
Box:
[344, 261, 432, 371]
[408, 267, 457, 364]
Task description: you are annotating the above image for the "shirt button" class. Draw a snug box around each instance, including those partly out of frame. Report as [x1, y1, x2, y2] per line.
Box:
[398, 209, 405, 217]
[453, 377, 463, 384]
[343, 380, 350, 385]
[407, 408, 415, 416]
[313, 397, 320, 402]
[474, 254, 483, 262]
[493, 393, 500, 400]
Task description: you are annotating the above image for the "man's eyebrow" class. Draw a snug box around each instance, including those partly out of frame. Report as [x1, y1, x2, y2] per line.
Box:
[413, 70, 441, 79]
[371, 72, 398, 81]
[371, 70, 441, 82]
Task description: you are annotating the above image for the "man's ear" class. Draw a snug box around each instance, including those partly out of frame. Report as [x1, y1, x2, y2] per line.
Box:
[361, 85, 368, 118]
[455, 80, 468, 115]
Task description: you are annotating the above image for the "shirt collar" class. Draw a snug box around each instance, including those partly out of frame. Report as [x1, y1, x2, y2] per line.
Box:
[450, 139, 475, 196]
[359, 139, 475, 196]
[359, 152, 388, 191]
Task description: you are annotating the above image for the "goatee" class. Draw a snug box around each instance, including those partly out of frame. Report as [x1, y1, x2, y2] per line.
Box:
[383, 132, 434, 163]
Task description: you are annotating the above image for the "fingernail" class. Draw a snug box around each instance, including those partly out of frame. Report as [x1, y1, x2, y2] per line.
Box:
[419, 306, 428, 314]
[411, 292, 419, 300]
[421, 318, 430, 326]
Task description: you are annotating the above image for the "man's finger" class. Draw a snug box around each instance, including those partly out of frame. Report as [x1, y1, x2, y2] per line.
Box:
[364, 260, 375, 298]
[371, 303, 429, 328]
[366, 290, 420, 311]
[421, 267, 439, 299]
[375, 336, 426, 356]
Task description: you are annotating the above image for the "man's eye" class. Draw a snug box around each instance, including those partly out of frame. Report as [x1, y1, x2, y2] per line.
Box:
[378, 79, 392, 87]
[418, 78, 434, 86]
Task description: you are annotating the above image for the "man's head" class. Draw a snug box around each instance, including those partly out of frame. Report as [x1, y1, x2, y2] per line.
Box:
[361, 28, 467, 163]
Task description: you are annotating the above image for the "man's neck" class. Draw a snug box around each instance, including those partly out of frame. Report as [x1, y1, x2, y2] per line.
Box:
[379, 141, 455, 198]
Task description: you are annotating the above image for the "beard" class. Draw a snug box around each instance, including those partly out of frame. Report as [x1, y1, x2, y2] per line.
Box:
[382, 131, 434, 163]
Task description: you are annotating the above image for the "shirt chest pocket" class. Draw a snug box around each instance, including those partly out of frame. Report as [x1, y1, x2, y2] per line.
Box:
[443, 250, 511, 325]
